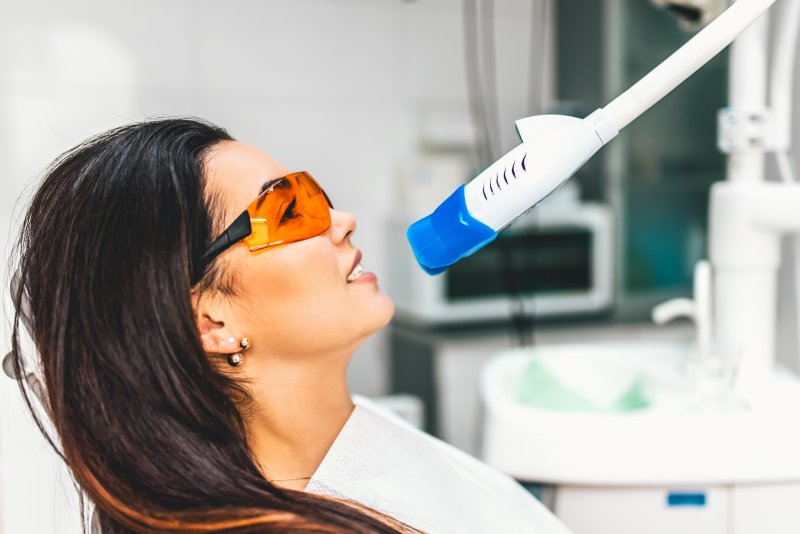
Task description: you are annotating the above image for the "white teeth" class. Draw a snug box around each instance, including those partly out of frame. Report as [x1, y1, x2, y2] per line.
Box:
[347, 263, 364, 282]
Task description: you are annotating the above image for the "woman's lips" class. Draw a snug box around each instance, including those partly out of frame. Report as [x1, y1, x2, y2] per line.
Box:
[350, 271, 377, 284]
[346, 250, 378, 284]
[349, 250, 362, 276]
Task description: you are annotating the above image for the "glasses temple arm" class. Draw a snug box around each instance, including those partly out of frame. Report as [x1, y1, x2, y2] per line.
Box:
[198, 210, 252, 270]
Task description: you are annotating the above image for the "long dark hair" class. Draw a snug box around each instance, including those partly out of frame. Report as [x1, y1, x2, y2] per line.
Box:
[10, 118, 411, 533]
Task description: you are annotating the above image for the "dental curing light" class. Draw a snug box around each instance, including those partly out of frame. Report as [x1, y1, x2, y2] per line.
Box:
[407, 0, 776, 274]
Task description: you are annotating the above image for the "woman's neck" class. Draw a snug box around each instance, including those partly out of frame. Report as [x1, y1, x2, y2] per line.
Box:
[243, 351, 355, 489]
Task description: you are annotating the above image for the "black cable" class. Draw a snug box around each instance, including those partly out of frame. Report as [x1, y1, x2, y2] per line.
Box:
[499, 233, 534, 347]
[480, 0, 501, 160]
[527, 0, 550, 116]
[463, 0, 492, 167]
[464, 0, 542, 346]
[511, 0, 550, 347]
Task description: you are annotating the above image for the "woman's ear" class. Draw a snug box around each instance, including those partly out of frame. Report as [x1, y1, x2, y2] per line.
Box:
[192, 294, 240, 356]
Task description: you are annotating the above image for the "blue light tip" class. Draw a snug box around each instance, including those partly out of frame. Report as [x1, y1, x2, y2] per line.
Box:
[406, 185, 497, 275]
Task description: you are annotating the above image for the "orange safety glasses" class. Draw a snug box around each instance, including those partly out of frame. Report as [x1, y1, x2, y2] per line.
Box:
[195, 172, 333, 281]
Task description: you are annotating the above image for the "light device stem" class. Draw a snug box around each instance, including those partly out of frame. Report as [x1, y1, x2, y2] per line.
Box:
[603, 0, 776, 131]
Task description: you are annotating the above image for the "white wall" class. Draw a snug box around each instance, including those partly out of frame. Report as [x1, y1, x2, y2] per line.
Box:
[0, 0, 537, 532]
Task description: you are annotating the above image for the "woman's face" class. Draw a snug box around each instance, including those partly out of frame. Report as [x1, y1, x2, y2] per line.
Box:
[201, 141, 394, 361]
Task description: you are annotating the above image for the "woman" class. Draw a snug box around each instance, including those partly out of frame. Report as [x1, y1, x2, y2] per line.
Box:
[10, 118, 571, 533]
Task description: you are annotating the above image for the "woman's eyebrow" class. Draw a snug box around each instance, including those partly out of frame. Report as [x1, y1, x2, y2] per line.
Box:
[258, 177, 282, 195]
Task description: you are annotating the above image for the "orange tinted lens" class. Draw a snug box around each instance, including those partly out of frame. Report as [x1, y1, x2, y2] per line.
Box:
[243, 172, 332, 251]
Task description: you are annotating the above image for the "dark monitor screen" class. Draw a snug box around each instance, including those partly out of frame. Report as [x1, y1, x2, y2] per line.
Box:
[445, 227, 593, 301]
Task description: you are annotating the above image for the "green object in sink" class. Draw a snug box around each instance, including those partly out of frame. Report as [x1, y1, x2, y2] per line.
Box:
[517, 359, 650, 413]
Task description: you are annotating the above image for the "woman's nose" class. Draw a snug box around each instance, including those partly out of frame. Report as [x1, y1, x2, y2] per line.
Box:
[328, 208, 357, 244]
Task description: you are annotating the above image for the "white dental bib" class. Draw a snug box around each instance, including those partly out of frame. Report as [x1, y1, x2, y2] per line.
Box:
[306, 396, 573, 534]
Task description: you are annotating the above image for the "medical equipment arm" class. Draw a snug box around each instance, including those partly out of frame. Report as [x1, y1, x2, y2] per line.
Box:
[407, 0, 776, 274]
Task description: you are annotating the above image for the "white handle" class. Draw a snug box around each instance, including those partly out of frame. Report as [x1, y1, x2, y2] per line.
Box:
[651, 261, 714, 361]
[652, 298, 696, 325]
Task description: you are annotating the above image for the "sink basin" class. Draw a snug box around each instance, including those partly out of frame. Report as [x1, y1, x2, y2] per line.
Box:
[480, 341, 800, 486]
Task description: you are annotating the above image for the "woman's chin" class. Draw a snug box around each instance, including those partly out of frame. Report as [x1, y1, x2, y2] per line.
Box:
[380, 295, 395, 326]
[370, 292, 395, 329]
[364, 293, 395, 334]
[341, 290, 395, 343]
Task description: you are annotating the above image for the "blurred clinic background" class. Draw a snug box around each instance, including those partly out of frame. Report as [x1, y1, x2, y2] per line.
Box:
[4, 0, 800, 533]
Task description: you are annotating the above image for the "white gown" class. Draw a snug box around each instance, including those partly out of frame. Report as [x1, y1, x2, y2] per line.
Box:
[306, 396, 574, 534]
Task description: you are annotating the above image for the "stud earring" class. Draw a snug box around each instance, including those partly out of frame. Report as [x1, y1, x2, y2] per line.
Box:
[227, 337, 251, 367]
